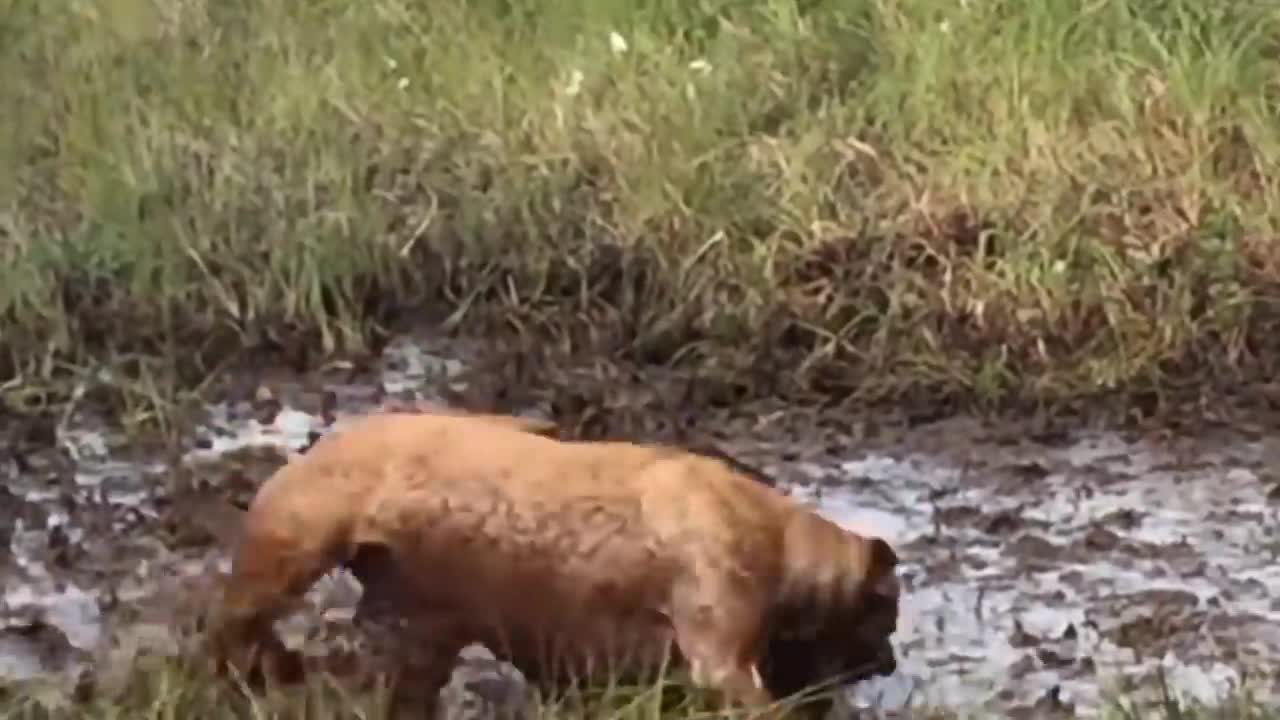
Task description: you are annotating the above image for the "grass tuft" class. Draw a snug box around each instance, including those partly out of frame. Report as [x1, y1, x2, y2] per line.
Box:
[0, 656, 1274, 719]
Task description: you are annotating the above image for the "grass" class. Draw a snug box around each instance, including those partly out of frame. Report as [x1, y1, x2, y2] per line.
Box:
[1, 0, 1279, 427]
[0, 656, 1274, 720]
[0, 655, 852, 720]
[0, 648, 1274, 720]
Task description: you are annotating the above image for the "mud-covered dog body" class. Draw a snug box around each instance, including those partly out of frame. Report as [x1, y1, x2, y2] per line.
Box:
[208, 411, 900, 716]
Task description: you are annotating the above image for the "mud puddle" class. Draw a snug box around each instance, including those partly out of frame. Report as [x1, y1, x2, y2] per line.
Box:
[3, 333, 1279, 716]
[775, 425, 1280, 716]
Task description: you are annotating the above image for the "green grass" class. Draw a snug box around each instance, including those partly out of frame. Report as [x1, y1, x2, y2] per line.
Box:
[2, 0, 1279, 423]
[0, 656, 852, 720]
[0, 650, 1274, 720]
[0, 657, 1274, 720]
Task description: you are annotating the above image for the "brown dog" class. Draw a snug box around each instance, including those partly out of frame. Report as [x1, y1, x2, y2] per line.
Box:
[206, 411, 900, 718]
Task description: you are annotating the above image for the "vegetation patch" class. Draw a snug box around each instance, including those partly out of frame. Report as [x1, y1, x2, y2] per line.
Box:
[2, 0, 1279, 424]
[0, 656, 1273, 720]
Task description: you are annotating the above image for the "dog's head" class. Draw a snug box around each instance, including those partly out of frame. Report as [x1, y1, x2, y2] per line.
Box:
[762, 528, 901, 715]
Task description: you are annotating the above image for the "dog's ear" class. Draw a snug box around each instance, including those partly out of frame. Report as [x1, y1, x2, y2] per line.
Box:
[865, 537, 899, 598]
[870, 537, 898, 573]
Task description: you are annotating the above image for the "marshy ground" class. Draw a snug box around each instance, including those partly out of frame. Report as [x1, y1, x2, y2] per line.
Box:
[4, 332, 1280, 718]
[3, 0, 1280, 717]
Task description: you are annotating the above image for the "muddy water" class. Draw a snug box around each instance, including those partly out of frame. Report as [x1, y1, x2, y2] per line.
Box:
[3, 334, 1279, 716]
[780, 429, 1280, 715]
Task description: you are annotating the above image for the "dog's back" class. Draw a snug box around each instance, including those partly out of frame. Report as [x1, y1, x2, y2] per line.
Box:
[344, 414, 792, 613]
[211, 412, 565, 680]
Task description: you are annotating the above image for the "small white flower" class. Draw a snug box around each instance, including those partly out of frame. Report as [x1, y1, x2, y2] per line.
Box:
[564, 69, 584, 97]
[384, 56, 398, 71]
[609, 31, 628, 55]
[939, 19, 951, 34]
[689, 58, 712, 75]
[397, 77, 410, 91]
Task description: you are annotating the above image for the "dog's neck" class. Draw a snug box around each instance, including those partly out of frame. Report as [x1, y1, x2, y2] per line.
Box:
[776, 511, 870, 613]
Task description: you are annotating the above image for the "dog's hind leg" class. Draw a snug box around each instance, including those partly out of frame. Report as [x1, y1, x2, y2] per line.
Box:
[384, 614, 471, 720]
[207, 515, 349, 687]
[344, 543, 477, 720]
[346, 542, 422, 685]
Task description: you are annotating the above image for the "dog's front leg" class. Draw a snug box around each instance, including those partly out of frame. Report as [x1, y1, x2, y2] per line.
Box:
[670, 582, 781, 718]
[689, 658, 783, 719]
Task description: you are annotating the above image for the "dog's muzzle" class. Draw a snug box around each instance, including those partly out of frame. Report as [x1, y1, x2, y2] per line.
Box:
[872, 649, 897, 677]
[862, 640, 898, 678]
[830, 641, 897, 684]
[880, 635, 901, 672]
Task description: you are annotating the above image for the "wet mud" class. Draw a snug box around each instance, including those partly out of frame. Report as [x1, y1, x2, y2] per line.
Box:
[3, 332, 1279, 717]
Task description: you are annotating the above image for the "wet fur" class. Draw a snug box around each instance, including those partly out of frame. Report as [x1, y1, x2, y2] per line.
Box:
[206, 411, 900, 718]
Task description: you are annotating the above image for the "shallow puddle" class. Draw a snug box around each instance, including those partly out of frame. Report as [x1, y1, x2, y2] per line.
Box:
[3, 333, 1279, 716]
[779, 431, 1280, 715]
